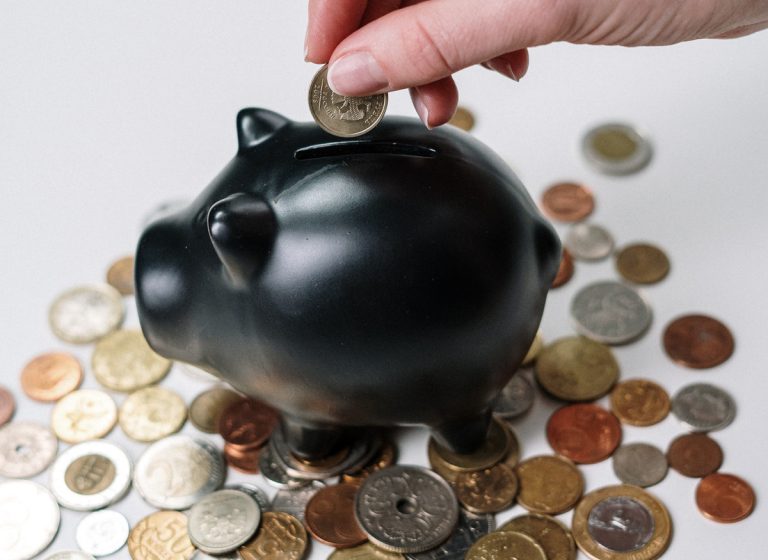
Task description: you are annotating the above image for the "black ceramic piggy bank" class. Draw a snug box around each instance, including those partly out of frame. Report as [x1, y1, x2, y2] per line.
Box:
[136, 108, 560, 459]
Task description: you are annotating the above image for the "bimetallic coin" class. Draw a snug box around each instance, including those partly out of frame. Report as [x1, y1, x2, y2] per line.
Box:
[48, 284, 124, 344]
[119, 386, 187, 442]
[466, 531, 546, 560]
[610, 379, 670, 427]
[92, 329, 171, 392]
[355, 465, 459, 553]
[190, 386, 242, 434]
[20, 351, 83, 402]
[76, 509, 130, 557]
[552, 248, 575, 289]
[454, 463, 518, 514]
[663, 314, 735, 369]
[667, 433, 723, 478]
[238, 512, 308, 560]
[615, 243, 670, 284]
[571, 280, 652, 345]
[547, 403, 622, 464]
[128, 510, 195, 560]
[589, 496, 655, 552]
[696, 473, 755, 523]
[581, 122, 653, 175]
[406, 510, 494, 560]
[309, 65, 388, 138]
[612, 443, 668, 487]
[51, 389, 117, 443]
[429, 418, 510, 472]
[106, 255, 135, 296]
[226, 483, 272, 513]
[493, 372, 535, 419]
[188, 489, 262, 554]
[499, 514, 576, 560]
[515, 455, 584, 515]
[672, 383, 736, 432]
[0, 385, 15, 426]
[0, 421, 58, 478]
[565, 223, 614, 261]
[50, 440, 131, 511]
[305, 483, 368, 548]
[447, 106, 475, 131]
[332, 542, 405, 559]
[271, 480, 324, 522]
[0, 480, 61, 560]
[540, 182, 595, 222]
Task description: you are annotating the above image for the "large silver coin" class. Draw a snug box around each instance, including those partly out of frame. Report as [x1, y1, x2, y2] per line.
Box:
[672, 383, 736, 432]
[570, 281, 652, 345]
[188, 489, 262, 554]
[582, 122, 653, 176]
[44, 553, 94, 560]
[48, 284, 125, 344]
[271, 480, 325, 523]
[75, 509, 130, 557]
[50, 440, 131, 511]
[493, 372, 535, 419]
[133, 435, 224, 510]
[612, 443, 668, 487]
[565, 223, 614, 261]
[587, 496, 655, 552]
[226, 482, 272, 513]
[0, 421, 58, 478]
[259, 445, 308, 489]
[0, 480, 61, 560]
[356, 465, 459, 554]
[309, 65, 388, 138]
[406, 510, 494, 560]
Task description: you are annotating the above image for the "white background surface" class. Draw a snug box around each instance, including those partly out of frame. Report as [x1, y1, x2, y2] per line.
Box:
[1, 2, 767, 559]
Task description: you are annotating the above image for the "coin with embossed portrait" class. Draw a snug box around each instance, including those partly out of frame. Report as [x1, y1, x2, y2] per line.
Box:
[0, 421, 58, 478]
[48, 284, 124, 344]
[128, 510, 195, 560]
[188, 489, 262, 554]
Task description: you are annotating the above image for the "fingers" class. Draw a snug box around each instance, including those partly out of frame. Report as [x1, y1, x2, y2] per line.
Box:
[305, 0, 368, 63]
[482, 49, 530, 82]
[409, 76, 459, 129]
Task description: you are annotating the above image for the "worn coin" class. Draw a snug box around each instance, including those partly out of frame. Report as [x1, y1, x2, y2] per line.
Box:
[76, 509, 130, 557]
[309, 65, 388, 138]
[271, 480, 324, 522]
[547, 403, 622, 464]
[454, 463, 518, 514]
[51, 389, 117, 443]
[447, 106, 475, 131]
[515, 455, 584, 515]
[499, 514, 576, 560]
[535, 336, 619, 401]
[466, 531, 546, 560]
[565, 223, 614, 261]
[612, 443, 668, 487]
[0, 421, 58, 478]
[0, 480, 61, 560]
[581, 122, 653, 175]
[106, 255, 135, 296]
[429, 417, 510, 472]
[190, 386, 242, 434]
[48, 284, 125, 344]
[92, 329, 171, 392]
[218, 397, 278, 450]
[493, 372, 535, 419]
[696, 473, 755, 523]
[610, 378, 670, 427]
[20, 351, 83, 402]
[615, 243, 670, 284]
[226, 483, 272, 513]
[552, 248, 575, 288]
[0, 385, 15, 426]
[238, 511, 308, 560]
[225, 442, 262, 474]
[259, 445, 308, 489]
[663, 314, 735, 369]
[128, 510, 195, 560]
[541, 182, 595, 222]
[671, 382, 736, 432]
[571, 280, 652, 345]
[119, 386, 187, 442]
[667, 433, 723, 478]
[332, 542, 405, 559]
[406, 510, 494, 560]
[305, 483, 368, 548]
[342, 439, 397, 486]
[188, 489, 262, 554]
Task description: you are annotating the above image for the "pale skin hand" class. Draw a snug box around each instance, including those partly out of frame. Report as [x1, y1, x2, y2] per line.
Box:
[305, 0, 768, 127]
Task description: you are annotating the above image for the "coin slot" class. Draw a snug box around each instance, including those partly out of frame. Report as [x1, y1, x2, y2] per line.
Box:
[396, 497, 417, 515]
[294, 142, 437, 160]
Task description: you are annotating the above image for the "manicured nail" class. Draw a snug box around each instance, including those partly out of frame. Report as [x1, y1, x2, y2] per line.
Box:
[487, 59, 520, 82]
[410, 87, 432, 129]
[327, 52, 389, 95]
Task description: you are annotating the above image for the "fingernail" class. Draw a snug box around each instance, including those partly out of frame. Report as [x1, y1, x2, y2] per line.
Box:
[327, 52, 389, 95]
[487, 59, 520, 82]
[410, 87, 432, 129]
[303, 29, 309, 61]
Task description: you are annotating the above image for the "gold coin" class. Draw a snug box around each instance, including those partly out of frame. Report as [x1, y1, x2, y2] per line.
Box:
[329, 542, 405, 559]
[51, 389, 117, 443]
[106, 255, 135, 295]
[610, 378, 670, 427]
[454, 463, 518, 513]
[522, 329, 544, 366]
[119, 386, 187, 442]
[467, 531, 547, 560]
[448, 106, 475, 131]
[428, 443, 460, 484]
[500, 514, 577, 560]
[572, 485, 671, 560]
[535, 337, 619, 401]
[615, 243, 670, 284]
[429, 417, 510, 472]
[189, 386, 242, 434]
[239, 511, 308, 560]
[128, 510, 195, 560]
[500, 424, 521, 469]
[92, 329, 171, 392]
[516, 455, 584, 515]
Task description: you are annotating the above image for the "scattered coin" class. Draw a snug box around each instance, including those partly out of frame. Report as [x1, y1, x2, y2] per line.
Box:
[499, 514, 576, 560]
[238, 511, 308, 560]
[696, 473, 755, 523]
[551, 248, 575, 289]
[564, 223, 614, 261]
[225, 442, 262, 474]
[615, 243, 670, 284]
[106, 255, 135, 296]
[309, 64, 388, 138]
[0, 480, 61, 560]
[188, 489, 262, 554]
[331, 542, 405, 559]
[48, 284, 125, 344]
[466, 531, 546, 560]
[20, 351, 83, 402]
[663, 314, 735, 369]
[546, 403, 622, 464]
[305, 483, 368, 548]
[610, 378, 670, 426]
[76, 509, 130, 557]
[493, 372, 535, 419]
[51, 389, 117, 443]
[119, 385, 187, 442]
[515, 455, 584, 515]
[612, 443, 668, 487]
[570, 280, 652, 345]
[272, 480, 325, 522]
[581, 122, 653, 175]
[91, 328, 171, 392]
[667, 433, 723, 478]
[454, 463, 518, 513]
[447, 106, 475, 131]
[0, 421, 58, 478]
[190, 386, 242, 434]
[342, 439, 398, 486]
[0, 385, 15, 426]
[540, 182, 595, 222]
[128, 510, 195, 560]
[429, 417, 510, 472]
[672, 382, 736, 432]
[406, 510, 494, 560]
[218, 396, 278, 450]
[226, 482, 272, 513]
[259, 445, 308, 489]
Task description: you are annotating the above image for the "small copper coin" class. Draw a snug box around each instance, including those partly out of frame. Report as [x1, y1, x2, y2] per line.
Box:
[304, 483, 367, 548]
[551, 248, 575, 289]
[663, 314, 735, 369]
[218, 397, 279, 450]
[454, 463, 518, 514]
[615, 243, 670, 284]
[667, 433, 723, 478]
[546, 403, 622, 464]
[0, 386, 15, 427]
[20, 352, 83, 402]
[106, 255, 135, 296]
[541, 182, 595, 222]
[448, 106, 475, 131]
[610, 378, 670, 427]
[224, 443, 261, 474]
[696, 473, 756, 523]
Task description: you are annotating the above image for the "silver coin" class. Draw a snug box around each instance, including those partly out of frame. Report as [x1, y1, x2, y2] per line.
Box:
[0, 421, 58, 478]
[226, 483, 272, 513]
[356, 465, 459, 554]
[50, 440, 131, 511]
[188, 489, 262, 554]
[493, 372, 535, 419]
[406, 510, 494, 560]
[0, 480, 61, 560]
[570, 280, 652, 345]
[75, 510, 129, 557]
[133, 435, 224, 509]
[141, 198, 189, 229]
[582, 122, 653, 176]
[565, 223, 615, 261]
[48, 284, 125, 344]
[587, 496, 655, 552]
[672, 383, 736, 432]
[44, 553, 94, 560]
[271, 480, 325, 522]
[612, 443, 668, 487]
[259, 445, 309, 489]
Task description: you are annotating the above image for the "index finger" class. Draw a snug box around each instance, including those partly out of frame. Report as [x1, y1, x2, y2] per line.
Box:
[305, 0, 368, 63]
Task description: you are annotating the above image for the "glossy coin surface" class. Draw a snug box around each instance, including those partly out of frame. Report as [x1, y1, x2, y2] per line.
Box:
[615, 243, 670, 284]
[119, 386, 187, 442]
[552, 248, 575, 288]
[190, 386, 242, 434]
[571, 280, 652, 345]
[128, 510, 195, 560]
[671, 383, 736, 432]
[188, 489, 262, 554]
[454, 463, 518, 514]
[356, 465, 459, 553]
[76, 509, 130, 557]
[696, 473, 755, 523]
[51, 389, 117, 443]
[447, 106, 475, 131]
[500, 514, 576, 560]
[48, 284, 125, 344]
[588, 496, 655, 552]
[565, 223, 614, 261]
[225, 443, 262, 474]
[218, 397, 278, 449]
[238, 512, 308, 560]
[406, 510, 494, 560]
[332, 542, 405, 559]
[663, 314, 735, 369]
[0, 480, 61, 560]
[92, 329, 171, 392]
[493, 373, 535, 419]
[309, 65, 388, 137]
[272, 480, 324, 522]
[466, 531, 546, 560]
[20, 351, 83, 402]
[667, 433, 723, 478]
[0, 421, 58, 478]
[429, 417, 510, 472]
[541, 182, 595, 222]
[515, 455, 584, 515]
[612, 443, 668, 487]
[105, 255, 135, 295]
[581, 122, 653, 175]
[535, 337, 619, 401]
[0, 385, 15, 426]
[547, 403, 622, 464]
[610, 379, 670, 427]
[305, 483, 367, 548]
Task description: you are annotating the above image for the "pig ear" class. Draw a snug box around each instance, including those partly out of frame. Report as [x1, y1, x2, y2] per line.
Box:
[237, 108, 290, 151]
[207, 193, 277, 288]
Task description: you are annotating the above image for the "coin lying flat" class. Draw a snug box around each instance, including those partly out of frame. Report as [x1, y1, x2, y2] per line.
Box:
[546, 403, 622, 464]
[119, 385, 187, 442]
[48, 284, 125, 344]
[51, 389, 117, 443]
[92, 329, 171, 392]
[667, 433, 723, 478]
[259, 445, 308, 489]
[541, 182, 595, 222]
[342, 439, 397, 486]
[188, 489, 262, 554]
[610, 378, 670, 427]
[428, 417, 510, 472]
[615, 243, 670, 284]
[663, 314, 735, 369]
[238, 512, 308, 560]
[493, 372, 535, 419]
[332, 542, 405, 559]
[0, 385, 15, 426]
[696, 473, 755, 523]
[225, 442, 262, 474]
[226, 483, 272, 513]
[76, 509, 130, 557]
[128, 510, 195, 560]
[612, 443, 668, 487]
[467, 531, 546, 560]
[447, 106, 475, 131]
[565, 223, 614, 261]
[106, 255, 135, 296]
[406, 510, 494, 560]
[581, 122, 653, 175]
[570, 280, 652, 345]
[515, 455, 584, 515]
[454, 463, 518, 514]
[671, 382, 736, 432]
[0, 480, 61, 560]
[20, 351, 83, 402]
[499, 514, 576, 560]
[218, 397, 278, 450]
[272, 480, 324, 523]
[0, 421, 58, 478]
[305, 483, 368, 548]
[552, 248, 575, 289]
[190, 386, 242, 434]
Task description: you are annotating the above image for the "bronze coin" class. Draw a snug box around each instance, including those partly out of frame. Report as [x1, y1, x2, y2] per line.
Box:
[663, 314, 735, 369]
[615, 243, 670, 284]
[20, 352, 83, 402]
[240, 512, 308, 560]
[224, 442, 261, 474]
[610, 378, 670, 427]
[696, 473, 755, 523]
[218, 397, 279, 450]
[667, 433, 723, 478]
[304, 483, 367, 548]
[106, 255, 135, 295]
[65, 453, 117, 495]
[551, 248, 574, 289]
[546, 403, 622, 464]
[540, 182, 594, 222]
[515, 455, 584, 515]
[454, 463, 518, 514]
[0, 386, 15, 427]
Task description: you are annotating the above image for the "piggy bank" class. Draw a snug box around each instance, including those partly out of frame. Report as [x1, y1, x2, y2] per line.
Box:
[136, 108, 560, 459]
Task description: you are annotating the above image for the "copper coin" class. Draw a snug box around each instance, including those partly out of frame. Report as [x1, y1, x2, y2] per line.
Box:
[304, 483, 367, 548]
[20, 352, 83, 402]
[106, 255, 135, 296]
[551, 248, 574, 289]
[546, 403, 622, 464]
[615, 243, 670, 284]
[0, 386, 15, 427]
[663, 314, 735, 369]
[224, 443, 261, 474]
[610, 378, 670, 427]
[218, 397, 279, 450]
[667, 433, 723, 478]
[540, 182, 594, 222]
[696, 473, 755, 523]
[454, 463, 518, 514]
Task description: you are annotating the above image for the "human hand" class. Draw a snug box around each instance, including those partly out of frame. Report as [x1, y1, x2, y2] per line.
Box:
[305, 0, 768, 127]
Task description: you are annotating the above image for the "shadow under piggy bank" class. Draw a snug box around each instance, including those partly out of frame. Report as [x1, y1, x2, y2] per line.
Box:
[135, 108, 560, 459]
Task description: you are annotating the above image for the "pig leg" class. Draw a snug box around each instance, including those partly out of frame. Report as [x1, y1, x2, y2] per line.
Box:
[280, 415, 351, 460]
[431, 408, 493, 455]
